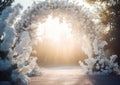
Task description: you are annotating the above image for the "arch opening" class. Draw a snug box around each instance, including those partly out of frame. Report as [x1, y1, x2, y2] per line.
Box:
[31, 13, 90, 66]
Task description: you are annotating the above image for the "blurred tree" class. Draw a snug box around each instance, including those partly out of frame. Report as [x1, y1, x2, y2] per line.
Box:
[85, 0, 120, 64]
[107, 0, 120, 64]
[0, 0, 14, 15]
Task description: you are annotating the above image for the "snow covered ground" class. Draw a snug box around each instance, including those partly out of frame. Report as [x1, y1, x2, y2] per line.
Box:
[30, 66, 120, 85]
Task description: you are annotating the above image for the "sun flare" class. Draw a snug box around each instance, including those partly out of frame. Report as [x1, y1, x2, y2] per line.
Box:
[33, 14, 91, 65]
[36, 15, 73, 43]
[33, 15, 86, 65]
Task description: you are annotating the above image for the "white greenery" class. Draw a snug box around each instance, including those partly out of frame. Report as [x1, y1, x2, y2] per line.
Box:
[79, 36, 120, 75]
[0, 2, 40, 85]
[79, 55, 120, 75]
[0, 0, 120, 85]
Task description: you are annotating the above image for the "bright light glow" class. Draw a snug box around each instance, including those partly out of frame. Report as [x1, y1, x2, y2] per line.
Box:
[33, 15, 87, 65]
[36, 15, 73, 43]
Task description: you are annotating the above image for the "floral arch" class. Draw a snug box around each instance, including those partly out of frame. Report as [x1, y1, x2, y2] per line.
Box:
[0, 0, 119, 85]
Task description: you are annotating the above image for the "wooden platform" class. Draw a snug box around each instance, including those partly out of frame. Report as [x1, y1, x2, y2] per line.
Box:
[29, 67, 120, 85]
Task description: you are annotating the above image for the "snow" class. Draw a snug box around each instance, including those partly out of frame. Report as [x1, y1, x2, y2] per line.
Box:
[13, 0, 33, 10]
[0, 0, 120, 85]
[12, 0, 120, 76]
[11, 71, 29, 85]
[14, 31, 31, 54]
[0, 1, 40, 84]
[0, 28, 16, 51]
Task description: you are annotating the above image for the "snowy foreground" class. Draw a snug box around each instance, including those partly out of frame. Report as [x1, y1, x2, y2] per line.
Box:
[29, 66, 120, 85]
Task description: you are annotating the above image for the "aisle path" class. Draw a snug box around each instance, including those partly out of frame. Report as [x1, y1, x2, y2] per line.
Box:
[29, 66, 120, 85]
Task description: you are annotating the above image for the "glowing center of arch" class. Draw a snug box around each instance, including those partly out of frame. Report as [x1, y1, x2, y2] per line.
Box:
[36, 15, 73, 43]
[33, 15, 91, 65]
